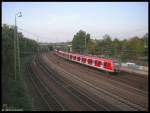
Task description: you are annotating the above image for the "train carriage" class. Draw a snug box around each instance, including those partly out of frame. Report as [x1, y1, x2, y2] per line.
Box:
[55, 50, 120, 73]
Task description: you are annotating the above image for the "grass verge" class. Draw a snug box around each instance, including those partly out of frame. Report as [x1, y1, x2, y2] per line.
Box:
[2, 55, 33, 111]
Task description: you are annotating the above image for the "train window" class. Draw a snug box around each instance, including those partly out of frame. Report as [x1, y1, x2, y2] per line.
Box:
[104, 62, 112, 69]
[95, 60, 101, 67]
[73, 56, 76, 60]
[98, 61, 101, 66]
[77, 57, 80, 61]
[88, 59, 92, 65]
[82, 58, 86, 63]
[104, 62, 107, 67]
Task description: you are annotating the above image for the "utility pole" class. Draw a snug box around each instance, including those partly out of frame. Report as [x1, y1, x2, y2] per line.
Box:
[85, 36, 86, 54]
[37, 37, 39, 54]
[14, 16, 17, 80]
[144, 35, 148, 56]
[14, 12, 22, 80]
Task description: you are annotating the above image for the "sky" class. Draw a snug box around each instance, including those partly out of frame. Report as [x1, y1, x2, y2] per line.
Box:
[2, 2, 148, 43]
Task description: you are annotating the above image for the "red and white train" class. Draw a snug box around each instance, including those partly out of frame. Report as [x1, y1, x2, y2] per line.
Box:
[55, 50, 121, 73]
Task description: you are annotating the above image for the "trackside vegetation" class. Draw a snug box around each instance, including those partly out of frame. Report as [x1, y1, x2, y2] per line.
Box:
[72, 30, 148, 65]
[2, 24, 54, 110]
[2, 24, 40, 110]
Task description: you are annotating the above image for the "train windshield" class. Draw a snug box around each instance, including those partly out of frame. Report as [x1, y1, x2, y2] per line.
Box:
[113, 60, 121, 65]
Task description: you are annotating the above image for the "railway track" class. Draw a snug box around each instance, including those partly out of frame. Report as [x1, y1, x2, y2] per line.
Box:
[25, 56, 50, 111]
[26, 55, 64, 111]
[26, 52, 148, 111]
[38, 54, 134, 111]
[30, 54, 106, 111]
[43, 52, 148, 111]
[36, 54, 110, 111]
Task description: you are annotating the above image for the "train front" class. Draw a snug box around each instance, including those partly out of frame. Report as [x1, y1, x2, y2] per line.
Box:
[113, 60, 121, 73]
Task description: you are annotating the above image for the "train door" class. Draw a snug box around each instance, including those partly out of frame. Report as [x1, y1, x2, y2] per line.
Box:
[77, 57, 81, 62]
[70, 55, 72, 60]
[95, 60, 101, 67]
[87, 59, 93, 65]
[104, 62, 112, 70]
[82, 58, 86, 63]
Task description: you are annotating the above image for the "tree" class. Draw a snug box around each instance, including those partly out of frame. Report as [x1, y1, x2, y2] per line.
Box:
[101, 34, 113, 57]
[72, 30, 147, 64]
[127, 36, 145, 61]
[112, 38, 121, 58]
[142, 33, 148, 56]
[2, 24, 42, 109]
[72, 30, 90, 53]
[87, 39, 97, 55]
